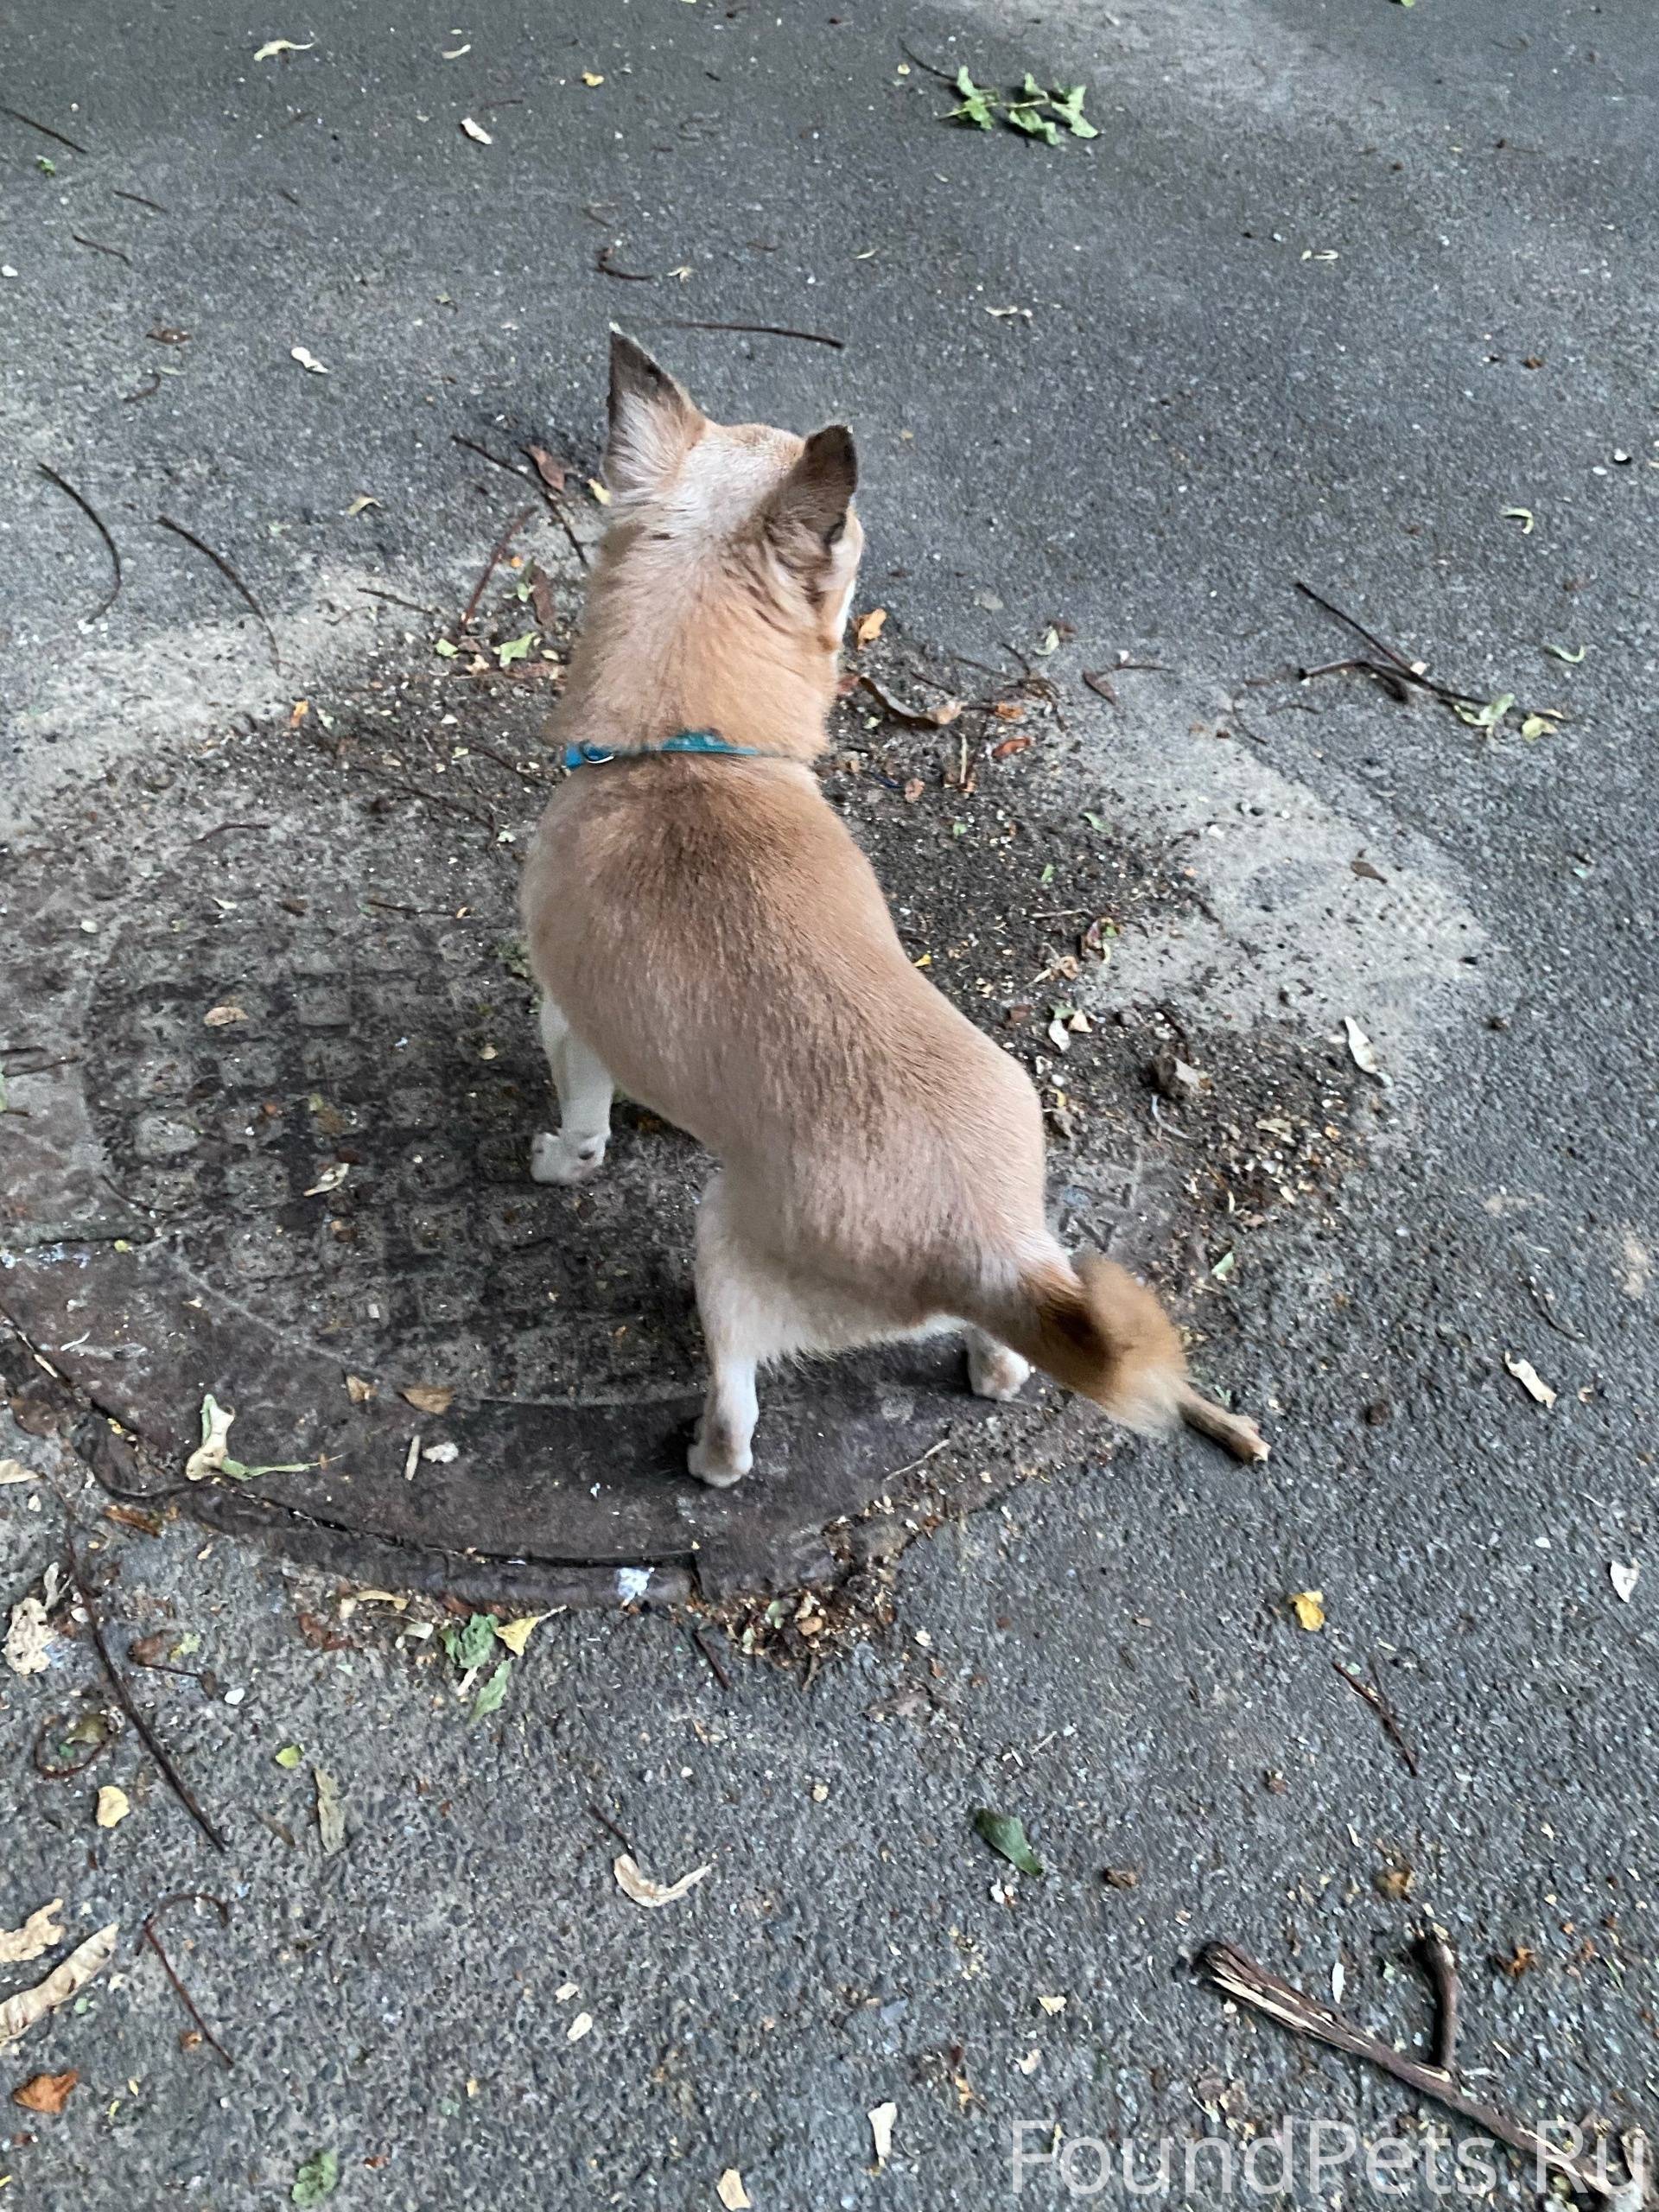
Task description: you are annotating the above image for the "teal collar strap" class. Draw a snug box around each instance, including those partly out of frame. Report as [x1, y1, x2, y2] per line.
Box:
[563, 730, 761, 771]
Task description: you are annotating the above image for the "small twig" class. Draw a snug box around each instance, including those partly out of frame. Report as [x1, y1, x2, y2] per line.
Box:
[1200, 1940, 1639, 2204]
[142, 1893, 234, 2069]
[66, 1533, 227, 1852]
[39, 464, 124, 623]
[690, 1627, 733, 1692]
[1416, 1929, 1459, 2074]
[588, 1802, 635, 1853]
[122, 372, 162, 404]
[193, 821, 272, 843]
[451, 432, 533, 481]
[594, 242, 656, 283]
[2, 104, 90, 153]
[459, 505, 535, 632]
[630, 315, 845, 351]
[1332, 1657, 1421, 1778]
[361, 770, 499, 837]
[156, 514, 279, 672]
[897, 39, 957, 82]
[356, 583, 441, 618]
[1292, 581, 1503, 715]
[1293, 581, 1418, 674]
[112, 188, 169, 214]
[71, 232, 134, 266]
[1524, 1272, 1587, 1344]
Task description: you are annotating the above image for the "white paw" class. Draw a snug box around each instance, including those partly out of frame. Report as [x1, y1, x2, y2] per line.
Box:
[530, 1130, 607, 1186]
[969, 1341, 1031, 1402]
[688, 1426, 751, 1489]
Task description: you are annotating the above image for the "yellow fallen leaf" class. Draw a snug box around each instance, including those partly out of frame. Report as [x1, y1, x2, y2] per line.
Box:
[1290, 1589, 1325, 1632]
[855, 607, 887, 647]
[94, 1785, 130, 1830]
[587, 478, 612, 505]
[0, 1901, 64, 1967]
[0, 1923, 118, 2050]
[494, 1614, 546, 1657]
[582, 70, 605, 86]
[1504, 1354, 1556, 1408]
[716, 2173, 751, 2212]
[613, 1853, 711, 1909]
[401, 1382, 454, 1416]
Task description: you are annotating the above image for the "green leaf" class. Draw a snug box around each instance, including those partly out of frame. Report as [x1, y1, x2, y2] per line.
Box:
[1211, 1249, 1237, 1282]
[442, 1612, 499, 1671]
[1452, 691, 1515, 732]
[275, 1745, 303, 1769]
[1019, 73, 1046, 100]
[471, 1658, 512, 1720]
[36, 156, 56, 175]
[433, 637, 459, 658]
[974, 1807, 1045, 1877]
[219, 1452, 317, 1480]
[1048, 84, 1099, 138]
[291, 2151, 340, 2206]
[947, 66, 997, 129]
[1520, 714, 1558, 740]
[1544, 643, 1585, 664]
[496, 631, 537, 667]
[1007, 104, 1062, 144]
[1081, 810, 1105, 830]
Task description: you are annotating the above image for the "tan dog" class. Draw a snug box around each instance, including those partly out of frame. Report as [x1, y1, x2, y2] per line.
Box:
[519, 334, 1266, 1484]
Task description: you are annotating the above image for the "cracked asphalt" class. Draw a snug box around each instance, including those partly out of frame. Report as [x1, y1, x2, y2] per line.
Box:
[3, 1, 1656, 2205]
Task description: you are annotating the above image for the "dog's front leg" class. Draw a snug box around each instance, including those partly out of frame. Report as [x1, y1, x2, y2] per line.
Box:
[687, 1171, 768, 1486]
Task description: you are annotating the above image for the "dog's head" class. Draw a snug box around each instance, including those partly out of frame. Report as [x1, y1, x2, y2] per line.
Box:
[601, 330, 863, 653]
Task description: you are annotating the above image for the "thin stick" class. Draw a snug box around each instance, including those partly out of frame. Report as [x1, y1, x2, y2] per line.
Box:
[356, 583, 441, 617]
[71, 232, 134, 266]
[142, 1892, 233, 2068]
[459, 505, 535, 632]
[112, 188, 168, 214]
[1293, 580, 1418, 673]
[1417, 1929, 1459, 2073]
[594, 243, 656, 283]
[1292, 582, 1499, 714]
[66, 1535, 227, 1852]
[690, 1627, 733, 1692]
[588, 1802, 635, 1853]
[156, 514, 279, 671]
[2, 105, 90, 153]
[39, 464, 123, 622]
[1332, 1657, 1421, 1777]
[1177, 1383, 1269, 1465]
[451, 432, 532, 480]
[631, 315, 845, 352]
[897, 39, 957, 82]
[1198, 1939, 1634, 2204]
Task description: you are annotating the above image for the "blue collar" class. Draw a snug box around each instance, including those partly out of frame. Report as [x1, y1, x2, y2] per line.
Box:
[563, 730, 761, 771]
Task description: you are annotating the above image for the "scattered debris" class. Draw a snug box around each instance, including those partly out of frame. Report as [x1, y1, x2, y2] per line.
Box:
[868, 2100, 898, 2169]
[0, 1922, 118, 2050]
[0, 1901, 64, 1966]
[1198, 1936, 1642, 2208]
[1289, 1589, 1325, 1632]
[613, 1853, 711, 1909]
[314, 1765, 346, 1855]
[94, 1783, 131, 1829]
[939, 64, 1096, 143]
[972, 1808, 1044, 1877]
[1503, 1354, 1556, 1408]
[11, 2069, 79, 2114]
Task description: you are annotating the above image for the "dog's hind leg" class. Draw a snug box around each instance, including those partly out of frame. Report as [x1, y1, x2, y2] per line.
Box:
[530, 995, 615, 1186]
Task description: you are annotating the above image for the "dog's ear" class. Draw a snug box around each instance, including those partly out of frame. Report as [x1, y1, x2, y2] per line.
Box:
[765, 425, 858, 580]
[605, 329, 703, 497]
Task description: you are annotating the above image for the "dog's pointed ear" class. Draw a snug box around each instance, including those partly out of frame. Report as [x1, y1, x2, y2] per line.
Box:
[766, 425, 858, 575]
[605, 328, 703, 497]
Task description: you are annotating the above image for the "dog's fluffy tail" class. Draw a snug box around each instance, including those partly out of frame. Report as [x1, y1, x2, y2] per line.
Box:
[985, 1254, 1268, 1463]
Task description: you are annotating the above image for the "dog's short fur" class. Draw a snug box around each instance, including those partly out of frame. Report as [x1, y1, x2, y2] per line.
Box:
[518, 334, 1266, 1483]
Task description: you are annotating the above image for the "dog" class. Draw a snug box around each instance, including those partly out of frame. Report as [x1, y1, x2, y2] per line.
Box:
[518, 332, 1267, 1485]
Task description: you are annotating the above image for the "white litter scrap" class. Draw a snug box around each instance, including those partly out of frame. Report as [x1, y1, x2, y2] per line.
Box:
[868, 2100, 898, 2168]
[613, 1854, 710, 1910]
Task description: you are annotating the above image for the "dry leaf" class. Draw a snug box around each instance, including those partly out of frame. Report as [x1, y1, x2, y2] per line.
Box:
[494, 1614, 546, 1657]
[94, 1785, 130, 1830]
[1290, 1589, 1326, 1632]
[991, 735, 1032, 760]
[587, 478, 612, 505]
[315, 1765, 346, 1855]
[460, 116, 493, 143]
[854, 607, 887, 647]
[345, 494, 381, 517]
[1503, 1354, 1556, 1408]
[0, 1922, 118, 2050]
[345, 1374, 373, 1404]
[1037, 1994, 1067, 2014]
[401, 1383, 454, 1416]
[303, 1161, 349, 1195]
[0, 1458, 41, 1485]
[1341, 1016, 1389, 1084]
[289, 346, 329, 375]
[1611, 1561, 1640, 1603]
[613, 1853, 711, 1909]
[526, 444, 568, 493]
[12, 2069, 79, 2114]
[868, 2100, 897, 2168]
[0, 1901, 64, 1967]
[183, 1394, 235, 1482]
[253, 37, 314, 60]
[1374, 1864, 1414, 1901]
[4, 1596, 52, 1678]
[202, 1002, 245, 1027]
[582, 70, 605, 86]
[716, 2173, 751, 2211]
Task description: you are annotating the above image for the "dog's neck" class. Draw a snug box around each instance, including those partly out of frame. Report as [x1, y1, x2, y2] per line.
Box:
[552, 526, 843, 764]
